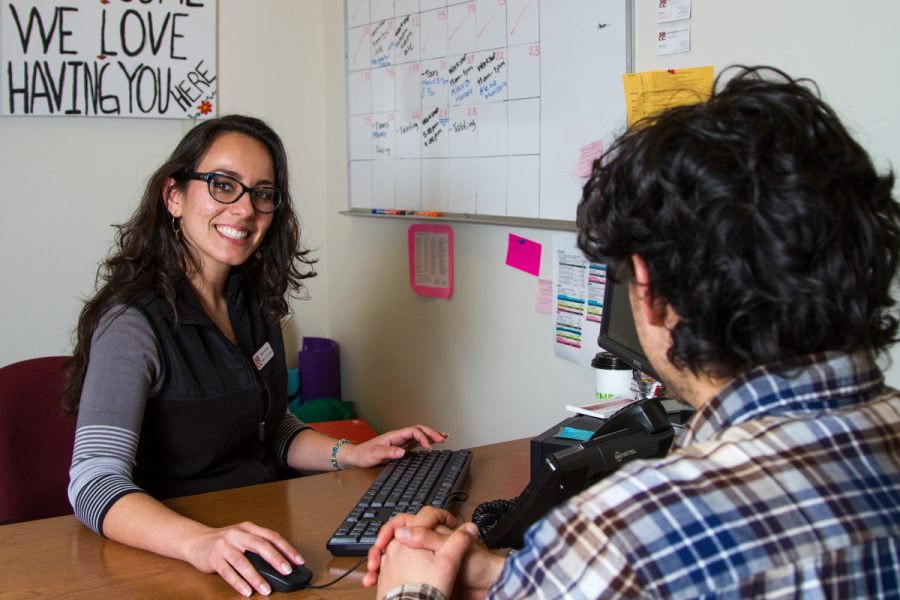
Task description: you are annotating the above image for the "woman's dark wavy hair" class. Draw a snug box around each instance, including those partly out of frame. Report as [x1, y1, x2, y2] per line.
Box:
[62, 114, 317, 413]
[577, 65, 900, 380]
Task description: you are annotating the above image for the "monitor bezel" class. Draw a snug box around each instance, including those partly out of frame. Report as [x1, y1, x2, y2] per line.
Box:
[597, 273, 662, 382]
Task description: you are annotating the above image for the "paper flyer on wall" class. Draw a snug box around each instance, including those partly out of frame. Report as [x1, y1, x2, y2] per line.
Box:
[408, 224, 454, 298]
[552, 233, 606, 366]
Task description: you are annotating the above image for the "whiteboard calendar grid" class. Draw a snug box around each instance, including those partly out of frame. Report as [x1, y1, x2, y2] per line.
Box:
[344, 0, 632, 226]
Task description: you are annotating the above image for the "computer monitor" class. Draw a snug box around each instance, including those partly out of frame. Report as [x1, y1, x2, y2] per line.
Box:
[597, 271, 662, 382]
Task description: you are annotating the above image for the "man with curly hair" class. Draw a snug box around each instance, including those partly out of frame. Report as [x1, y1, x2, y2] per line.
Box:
[363, 66, 900, 599]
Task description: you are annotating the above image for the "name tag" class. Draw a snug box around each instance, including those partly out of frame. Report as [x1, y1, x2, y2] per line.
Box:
[252, 342, 275, 371]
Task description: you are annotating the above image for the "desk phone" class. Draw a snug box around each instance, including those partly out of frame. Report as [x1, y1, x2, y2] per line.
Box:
[475, 397, 674, 549]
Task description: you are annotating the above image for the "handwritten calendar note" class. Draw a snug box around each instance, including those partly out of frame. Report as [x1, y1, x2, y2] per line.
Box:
[345, 0, 629, 222]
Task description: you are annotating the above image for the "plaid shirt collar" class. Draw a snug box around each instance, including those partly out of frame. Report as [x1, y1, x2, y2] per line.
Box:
[675, 350, 885, 448]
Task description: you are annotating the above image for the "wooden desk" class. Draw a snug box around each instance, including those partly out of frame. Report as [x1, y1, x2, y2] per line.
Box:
[0, 439, 530, 599]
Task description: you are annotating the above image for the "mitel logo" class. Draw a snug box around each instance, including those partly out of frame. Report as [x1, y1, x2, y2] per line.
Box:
[614, 449, 637, 463]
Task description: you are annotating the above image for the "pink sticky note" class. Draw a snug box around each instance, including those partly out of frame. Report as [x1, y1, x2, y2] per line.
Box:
[535, 278, 553, 314]
[573, 140, 604, 177]
[506, 234, 541, 277]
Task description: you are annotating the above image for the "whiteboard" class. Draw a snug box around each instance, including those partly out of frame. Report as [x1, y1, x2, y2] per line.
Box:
[345, 0, 632, 224]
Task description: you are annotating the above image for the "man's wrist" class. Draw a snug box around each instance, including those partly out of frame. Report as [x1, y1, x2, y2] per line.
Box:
[485, 552, 507, 591]
[382, 582, 446, 600]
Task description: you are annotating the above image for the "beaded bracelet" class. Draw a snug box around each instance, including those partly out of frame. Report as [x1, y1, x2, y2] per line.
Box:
[331, 438, 352, 471]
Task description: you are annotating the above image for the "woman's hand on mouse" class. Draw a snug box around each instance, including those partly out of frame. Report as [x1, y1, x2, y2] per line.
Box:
[337, 425, 449, 469]
[182, 520, 303, 597]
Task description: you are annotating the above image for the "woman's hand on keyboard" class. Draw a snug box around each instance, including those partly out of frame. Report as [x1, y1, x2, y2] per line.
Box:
[340, 425, 449, 469]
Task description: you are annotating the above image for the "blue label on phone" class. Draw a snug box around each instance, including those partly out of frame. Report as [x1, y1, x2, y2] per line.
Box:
[555, 426, 593, 442]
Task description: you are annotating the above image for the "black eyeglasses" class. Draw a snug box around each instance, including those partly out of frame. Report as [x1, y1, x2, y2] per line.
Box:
[185, 172, 283, 214]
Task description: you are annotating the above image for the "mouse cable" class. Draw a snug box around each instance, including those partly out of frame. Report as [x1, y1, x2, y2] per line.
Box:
[305, 556, 367, 589]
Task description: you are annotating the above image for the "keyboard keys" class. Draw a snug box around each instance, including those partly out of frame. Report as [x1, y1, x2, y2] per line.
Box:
[326, 449, 472, 556]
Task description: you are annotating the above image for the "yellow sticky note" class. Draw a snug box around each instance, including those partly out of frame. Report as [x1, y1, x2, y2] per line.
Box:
[622, 66, 715, 127]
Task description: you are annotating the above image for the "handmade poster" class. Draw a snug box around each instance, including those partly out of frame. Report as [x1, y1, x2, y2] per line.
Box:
[1, 0, 217, 118]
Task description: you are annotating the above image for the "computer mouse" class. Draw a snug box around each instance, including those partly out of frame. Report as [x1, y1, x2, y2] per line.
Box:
[245, 551, 313, 593]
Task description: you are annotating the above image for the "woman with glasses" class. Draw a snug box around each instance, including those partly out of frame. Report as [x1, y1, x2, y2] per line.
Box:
[61, 115, 447, 596]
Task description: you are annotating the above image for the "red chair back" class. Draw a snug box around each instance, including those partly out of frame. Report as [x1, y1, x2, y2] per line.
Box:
[0, 356, 76, 523]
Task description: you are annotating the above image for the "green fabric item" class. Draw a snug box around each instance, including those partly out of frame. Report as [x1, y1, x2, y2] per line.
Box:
[292, 397, 356, 423]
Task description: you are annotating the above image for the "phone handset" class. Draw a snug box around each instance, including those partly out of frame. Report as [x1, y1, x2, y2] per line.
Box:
[473, 397, 674, 549]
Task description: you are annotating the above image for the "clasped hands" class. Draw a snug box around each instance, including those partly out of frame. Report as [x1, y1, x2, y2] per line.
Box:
[363, 506, 506, 600]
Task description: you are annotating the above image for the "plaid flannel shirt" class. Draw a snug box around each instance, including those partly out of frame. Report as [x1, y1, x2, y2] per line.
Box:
[387, 351, 900, 599]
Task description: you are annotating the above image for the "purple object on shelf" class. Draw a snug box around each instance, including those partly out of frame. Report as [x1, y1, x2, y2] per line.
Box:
[298, 337, 341, 403]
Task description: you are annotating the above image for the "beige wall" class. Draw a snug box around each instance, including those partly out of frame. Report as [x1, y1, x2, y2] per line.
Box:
[3, 1, 899, 449]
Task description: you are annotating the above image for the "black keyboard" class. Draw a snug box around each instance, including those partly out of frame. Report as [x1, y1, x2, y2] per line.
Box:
[326, 449, 472, 556]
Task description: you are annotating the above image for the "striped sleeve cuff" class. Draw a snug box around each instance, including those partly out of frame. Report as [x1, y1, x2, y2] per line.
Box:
[68, 425, 145, 535]
[271, 411, 309, 467]
[76, 476, 144, 535]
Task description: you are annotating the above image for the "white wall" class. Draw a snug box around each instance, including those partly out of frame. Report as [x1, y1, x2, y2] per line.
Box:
[215, 0, 332, 360]
[3, 1, 900, 450]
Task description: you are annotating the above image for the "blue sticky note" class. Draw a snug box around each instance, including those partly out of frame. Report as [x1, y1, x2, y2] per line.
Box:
[556, 426, 593, 441]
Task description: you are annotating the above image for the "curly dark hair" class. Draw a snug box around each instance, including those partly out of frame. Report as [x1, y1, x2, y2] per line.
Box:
[577, 65, 900, 381]
[62, 115, 317, 413]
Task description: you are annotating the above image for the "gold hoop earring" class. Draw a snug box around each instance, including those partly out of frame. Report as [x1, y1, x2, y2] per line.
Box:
[171, 215, 182, 237]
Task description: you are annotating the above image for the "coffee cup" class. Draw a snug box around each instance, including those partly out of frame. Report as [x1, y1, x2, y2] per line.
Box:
[591, 352, 634, 400]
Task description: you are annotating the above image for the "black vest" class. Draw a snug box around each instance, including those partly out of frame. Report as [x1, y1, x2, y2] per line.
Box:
[132, 274, 288, 499]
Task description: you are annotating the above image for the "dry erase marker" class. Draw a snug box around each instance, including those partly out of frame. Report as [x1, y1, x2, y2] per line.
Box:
[415, 211, 442, 217]
[371, 208, 403, 215]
